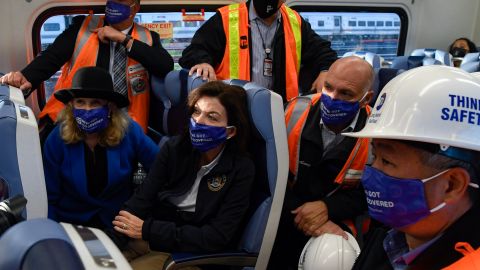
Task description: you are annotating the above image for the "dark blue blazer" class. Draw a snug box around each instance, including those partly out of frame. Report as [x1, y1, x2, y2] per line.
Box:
[43, 120, 159, 228]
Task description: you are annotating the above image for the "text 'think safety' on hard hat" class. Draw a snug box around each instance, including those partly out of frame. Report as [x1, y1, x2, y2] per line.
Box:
[343, 65, 480, 153]
[298, 232, 360, 270]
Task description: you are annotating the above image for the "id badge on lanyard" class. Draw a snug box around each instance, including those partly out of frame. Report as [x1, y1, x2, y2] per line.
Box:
[263, 48, 273, 77]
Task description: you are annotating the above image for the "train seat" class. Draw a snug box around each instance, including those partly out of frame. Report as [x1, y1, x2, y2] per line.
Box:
[391, 48, 452, 70]
[149, 69, 206, 145]
[411, 48, 452, 66]
[163, 80, 289, 270]
[343, 51, 382, 68]
[0, 218, 131, 269]
[460, 52, 480, 72]
[0, 84, 25, 105]
[370, 68, 404, 106]
[0, 94, 47, 219]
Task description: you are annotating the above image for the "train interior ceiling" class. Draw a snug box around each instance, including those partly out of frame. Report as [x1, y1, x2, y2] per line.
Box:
[1, 0, 480, 113]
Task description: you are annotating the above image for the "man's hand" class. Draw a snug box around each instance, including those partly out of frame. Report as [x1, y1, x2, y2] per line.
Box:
[311, 70, 328, 93]
[93, 26, 126, 44]
[0, 71, 32, 91]
[189, 63, 217, 81]
[113, 210, 144, 239]
[292, 200, 328, 235]
[311, 220, 348, 239]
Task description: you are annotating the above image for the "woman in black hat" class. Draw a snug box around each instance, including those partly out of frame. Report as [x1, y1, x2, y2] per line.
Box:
[42, 66, 159, 229]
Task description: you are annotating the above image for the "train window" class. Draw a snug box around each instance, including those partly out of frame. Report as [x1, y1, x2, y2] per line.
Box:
[297, 7, 407, 63]
[43, 23, 60, 31]
[35, 8, 216, 102]
[317, 20, 324, 27]
[334, 17, 340, 27]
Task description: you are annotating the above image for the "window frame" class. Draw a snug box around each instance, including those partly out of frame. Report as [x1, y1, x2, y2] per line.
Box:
[290, 5, 408, 57]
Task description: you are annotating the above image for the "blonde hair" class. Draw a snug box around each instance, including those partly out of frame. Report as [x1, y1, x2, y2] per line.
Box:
[57, 103, 130, 147]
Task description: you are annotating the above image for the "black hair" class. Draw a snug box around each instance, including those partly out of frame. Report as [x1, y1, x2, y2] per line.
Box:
[449, 37, 478, 54]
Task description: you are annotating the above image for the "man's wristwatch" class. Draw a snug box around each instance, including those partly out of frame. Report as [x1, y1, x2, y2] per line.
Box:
[122, 34, 132, 47]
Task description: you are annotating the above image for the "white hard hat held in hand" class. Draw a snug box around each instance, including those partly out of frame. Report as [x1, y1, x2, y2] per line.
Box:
[298, 232, 360, 270]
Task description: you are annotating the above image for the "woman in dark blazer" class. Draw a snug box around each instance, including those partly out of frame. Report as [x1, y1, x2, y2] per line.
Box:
[43, 67, 159, 229]
[113, 81, 255, 269]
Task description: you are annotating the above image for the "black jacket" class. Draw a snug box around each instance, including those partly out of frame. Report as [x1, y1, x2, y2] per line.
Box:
[286, 101, 369, 221]
[124, 136, 255, 253]
[22, 15, 173, 90]
[352, 201, 480, 270]
[179, 1, 337, 101]
[268, 102, 369, 270]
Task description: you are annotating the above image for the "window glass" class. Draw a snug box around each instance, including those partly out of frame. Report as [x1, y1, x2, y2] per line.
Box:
[299, 11, 403, 62]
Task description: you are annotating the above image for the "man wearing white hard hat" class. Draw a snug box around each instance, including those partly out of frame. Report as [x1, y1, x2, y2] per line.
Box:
[345, 65, 480, 269]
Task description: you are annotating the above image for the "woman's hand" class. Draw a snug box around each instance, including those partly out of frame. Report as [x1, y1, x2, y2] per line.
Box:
[113, 210, 144, 239]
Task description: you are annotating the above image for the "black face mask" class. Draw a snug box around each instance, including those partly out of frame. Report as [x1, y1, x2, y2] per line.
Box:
[253, 0, 280, 19]
[451, 47, 467, 58]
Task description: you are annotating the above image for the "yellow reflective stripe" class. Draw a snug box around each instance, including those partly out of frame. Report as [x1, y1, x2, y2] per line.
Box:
[285, 6, 301, 72]
[228, 4, 240, 78]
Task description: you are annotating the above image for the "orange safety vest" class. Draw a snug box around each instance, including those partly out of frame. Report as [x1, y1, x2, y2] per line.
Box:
[38, 15, 153, 132]
[285, 93, 371, 188]
[216, 3, 302, 101]
[443, 242, 480, 270]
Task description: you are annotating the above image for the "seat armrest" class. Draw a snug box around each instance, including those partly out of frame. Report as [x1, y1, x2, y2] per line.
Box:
[163, 252, 258, 270]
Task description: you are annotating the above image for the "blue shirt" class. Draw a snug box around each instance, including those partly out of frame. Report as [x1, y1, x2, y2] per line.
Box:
[383, 229, 443, 269]
[248, 1, 281, 89]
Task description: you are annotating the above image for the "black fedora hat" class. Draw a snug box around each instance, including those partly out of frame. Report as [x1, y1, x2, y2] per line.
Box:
[54, 67, 129, 108]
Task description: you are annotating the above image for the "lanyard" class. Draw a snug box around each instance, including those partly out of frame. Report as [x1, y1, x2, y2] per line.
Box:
[254, 19, 280, 59]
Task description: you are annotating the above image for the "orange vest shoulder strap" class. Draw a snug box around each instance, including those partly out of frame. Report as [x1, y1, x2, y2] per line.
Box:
[333, 105, 372, 187]
[443, 242, 480, 270]
[280, 5, 302, 101]
[285, 93, 321, 182]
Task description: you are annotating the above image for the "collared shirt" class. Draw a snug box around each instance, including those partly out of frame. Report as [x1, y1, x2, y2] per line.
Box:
[168, 148, 225, 212]
[383, 229, 443, 270]
[320, 110, 360, 155]
[249, 1, 281, 89]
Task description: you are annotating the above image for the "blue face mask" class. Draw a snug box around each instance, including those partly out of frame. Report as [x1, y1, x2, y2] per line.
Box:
[73, 106, 110, 134]
[105, 0, 133, 25]
[320, 93, 367, 126]
[361, 166, 453, 229]
[189, 118, 233, 152]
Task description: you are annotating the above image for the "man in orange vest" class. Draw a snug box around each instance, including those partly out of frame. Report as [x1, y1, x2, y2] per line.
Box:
[268, 56, 374, 269]
[179, 0, 337, 102]
[347, 66, 480, 270]
[1, 0, 173, 135]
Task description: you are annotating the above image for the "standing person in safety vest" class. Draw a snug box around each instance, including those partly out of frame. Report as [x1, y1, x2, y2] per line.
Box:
[179, 0, 337, 102]
[268, 56, 374, 269]
[1, 0, 173, 135]
[347, 66, 480, 270]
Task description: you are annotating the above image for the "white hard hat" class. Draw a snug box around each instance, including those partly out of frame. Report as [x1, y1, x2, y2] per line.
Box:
[344, 65, 480, 154]
[298, 232, 360, 270]
[471, 71, 480, 80]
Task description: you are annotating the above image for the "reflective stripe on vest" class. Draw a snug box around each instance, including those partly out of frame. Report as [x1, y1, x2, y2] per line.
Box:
[285, 93, 371, 187]
[39, 15, 153, 132]
[217, 3, 301, 101]
[217, 3, 250, 81]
